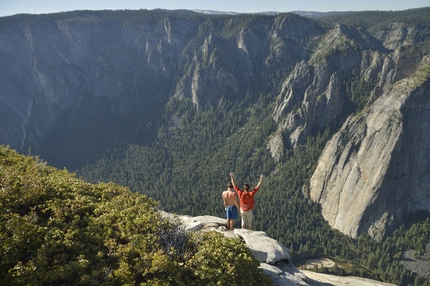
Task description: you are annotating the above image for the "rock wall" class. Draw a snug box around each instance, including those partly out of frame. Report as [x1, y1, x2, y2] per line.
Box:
[309, 55, 430, 241]
[1, 10, 429, 241]
[0, 11, 323, 167]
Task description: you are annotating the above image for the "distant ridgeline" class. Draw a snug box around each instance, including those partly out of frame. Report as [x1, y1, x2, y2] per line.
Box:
[0, 8, 430, 285]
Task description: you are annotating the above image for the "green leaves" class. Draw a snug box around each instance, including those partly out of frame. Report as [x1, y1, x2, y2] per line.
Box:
[0, 145, 268, 285]
[186, 232, 271, 286]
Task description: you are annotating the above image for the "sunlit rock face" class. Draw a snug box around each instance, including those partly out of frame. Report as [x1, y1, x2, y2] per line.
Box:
[310, 55, 430, 241]
[162, 212, 396, 286]
[1, 10, 429, 244]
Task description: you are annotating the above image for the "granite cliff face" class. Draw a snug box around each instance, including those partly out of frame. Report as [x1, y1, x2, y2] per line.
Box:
[0, 9, 430, 242]
[0, 12, 203, 165]
[309, 55, 430, 241]
[0, 11, 324, 167]
[268, 22, 424, 155]
[266, 20, 429, 240]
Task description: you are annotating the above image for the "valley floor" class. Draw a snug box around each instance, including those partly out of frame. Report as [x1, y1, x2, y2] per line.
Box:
[297, 257, 336, 270]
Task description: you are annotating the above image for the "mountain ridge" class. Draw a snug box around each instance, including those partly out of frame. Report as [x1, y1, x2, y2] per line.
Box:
[0, 8, 430, 284]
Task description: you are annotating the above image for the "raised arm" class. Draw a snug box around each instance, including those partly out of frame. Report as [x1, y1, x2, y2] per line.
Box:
[255, 174, 263, 189]
[229, 172, 236, 188]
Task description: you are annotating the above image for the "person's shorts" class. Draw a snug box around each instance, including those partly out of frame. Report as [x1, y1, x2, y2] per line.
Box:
[240, 209, 253, 229]
[226, 205, 239, 220]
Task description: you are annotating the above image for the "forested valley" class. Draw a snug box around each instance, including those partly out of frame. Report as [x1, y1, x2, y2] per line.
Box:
[72, 8, 430, 285]
[78, 90, 430, 285]
[1, 7, 429, 285]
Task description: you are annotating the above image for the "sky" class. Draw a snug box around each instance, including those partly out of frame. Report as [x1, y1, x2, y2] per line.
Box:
[0, 0, 428, 17]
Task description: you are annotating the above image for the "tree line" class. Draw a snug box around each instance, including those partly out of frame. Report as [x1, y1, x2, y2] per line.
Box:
[78, 87, 429, 284]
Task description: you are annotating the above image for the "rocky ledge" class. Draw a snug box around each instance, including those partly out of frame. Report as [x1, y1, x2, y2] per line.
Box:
[160, 211, 396, 286]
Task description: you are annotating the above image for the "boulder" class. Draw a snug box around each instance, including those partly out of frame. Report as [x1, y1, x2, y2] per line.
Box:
[302, 271, 397, 286]
[233, 229, 291, 264]
[261, 262, 310, 286]
[161, 212, 396, 286]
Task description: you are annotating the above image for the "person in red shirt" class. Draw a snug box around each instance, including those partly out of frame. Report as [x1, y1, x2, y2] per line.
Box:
[229, 172, 263, 230]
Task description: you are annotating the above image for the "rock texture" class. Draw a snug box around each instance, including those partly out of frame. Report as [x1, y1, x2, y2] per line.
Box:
[0, 11, 324, 168]
[161, 211, 396, 286]
[268, 23, 389, 158]
[1, 9, 429, 242]
[301, 271, 397, 286]
[309, 55, 430, 241]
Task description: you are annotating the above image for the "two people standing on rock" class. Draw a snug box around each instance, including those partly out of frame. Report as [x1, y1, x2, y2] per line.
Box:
[222, 172, 263, 230]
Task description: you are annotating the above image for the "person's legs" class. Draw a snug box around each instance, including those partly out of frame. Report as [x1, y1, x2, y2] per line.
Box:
[241, 211, 246, 228]
[230, 206, 238, 230]
[240, 210, 253, 229]
[226, 205, 239, 230]
[247, 210, 253, 230]
[228, 219, 235, 230]
[226, 219, 232, 229]
[225, 207, 231, 229]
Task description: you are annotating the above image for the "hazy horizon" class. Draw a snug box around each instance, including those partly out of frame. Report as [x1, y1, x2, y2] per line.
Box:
[0, 0, 428, 17]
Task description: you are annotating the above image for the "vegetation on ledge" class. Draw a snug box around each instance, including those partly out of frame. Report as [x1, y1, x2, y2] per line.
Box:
[0, 145, 270, 286]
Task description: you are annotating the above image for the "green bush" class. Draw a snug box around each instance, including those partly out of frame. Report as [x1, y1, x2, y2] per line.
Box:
[0, 145, 269, 285]
[185, 231, 271, 286]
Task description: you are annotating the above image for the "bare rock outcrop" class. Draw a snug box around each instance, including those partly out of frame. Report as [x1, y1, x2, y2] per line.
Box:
[309, 55, 430, 241]
[161, 212, 396, 286]
[269, 24, 388, 160]
[374, 22, 418, 50]
[301, 271, 397, 286]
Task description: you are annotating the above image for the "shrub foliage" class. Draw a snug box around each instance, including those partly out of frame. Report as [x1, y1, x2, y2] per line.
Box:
[0, 145, 270, 285]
